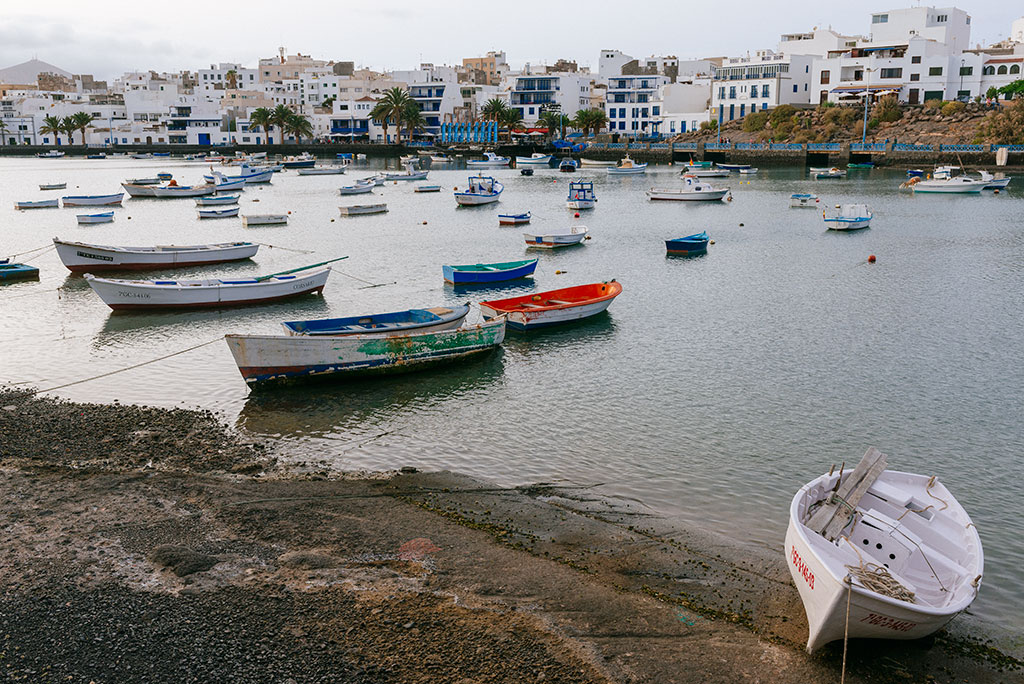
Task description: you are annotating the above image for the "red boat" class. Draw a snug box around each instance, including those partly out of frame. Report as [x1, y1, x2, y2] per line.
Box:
[479, 281, 621, 330]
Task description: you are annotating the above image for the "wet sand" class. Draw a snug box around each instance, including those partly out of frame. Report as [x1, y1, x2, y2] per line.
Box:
[1, 388, 1019, 683]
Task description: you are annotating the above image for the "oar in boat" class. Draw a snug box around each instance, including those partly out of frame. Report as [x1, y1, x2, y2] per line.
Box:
[254, 256, 349, 282]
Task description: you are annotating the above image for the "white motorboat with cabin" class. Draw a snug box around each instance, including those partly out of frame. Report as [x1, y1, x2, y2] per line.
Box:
[647, 175, 729, 201]
[455, 176, 503, 205]
[606, 155, 648, 175]
[566, 180, 597, 209]
[466, 151, 510, 168]
[515, 153, 553, 166]
[823, 203, 872, 230]
[790, 193, 819, 208]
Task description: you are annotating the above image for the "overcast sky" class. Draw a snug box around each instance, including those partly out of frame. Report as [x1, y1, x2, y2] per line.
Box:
[1, 1, 1019, 80]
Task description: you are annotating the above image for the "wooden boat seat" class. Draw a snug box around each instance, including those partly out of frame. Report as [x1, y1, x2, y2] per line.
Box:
[547, 299, 572, 305]
[345, 325, 371, 331]
[425, 307, 453, 315]
[519, 302, 544, 308]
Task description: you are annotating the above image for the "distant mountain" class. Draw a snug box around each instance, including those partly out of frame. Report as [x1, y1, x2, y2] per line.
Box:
[0, 58, 72, 84]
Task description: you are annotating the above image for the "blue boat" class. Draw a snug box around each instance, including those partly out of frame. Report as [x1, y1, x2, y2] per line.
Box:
[156, 172, 173, 181]
[559, 158, 578, 172]
[907, 169, 925, 177]
[152, 152, 171, 157]
[665, 232, 710, 256]
[717, 163, 750, 171]
[282, 304, 470, 336]
[443, 259, 538, 284]
[337, 153, 354, 160]
[498, 212, 531, 225]
[0, 261, 40, 281]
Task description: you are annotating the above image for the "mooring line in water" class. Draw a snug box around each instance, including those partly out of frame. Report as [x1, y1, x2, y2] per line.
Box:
[253, 242, 316, 254]
[4, 243, 54, 260]
[35, 337, 223, 393]
[1, 285, 63, 301]
[333, 269, 395, 289]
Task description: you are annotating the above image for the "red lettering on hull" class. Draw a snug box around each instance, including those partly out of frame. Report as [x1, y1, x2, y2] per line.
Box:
[791, 545, 815, 590]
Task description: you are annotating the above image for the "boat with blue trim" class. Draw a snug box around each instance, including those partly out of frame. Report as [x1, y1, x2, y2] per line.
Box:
[0, 261, 40, 281]
[443, 259, 538, 284]
[823, 204, 872, 230]
[566, 180, 596, 209]
[282, 304, 470, 336]
[665, 232, 710, 255]
[498, 212, 531, 225]
[455, 176, 503, 205]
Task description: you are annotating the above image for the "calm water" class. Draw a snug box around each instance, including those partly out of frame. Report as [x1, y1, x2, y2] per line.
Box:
[1, 155, 1022, 631]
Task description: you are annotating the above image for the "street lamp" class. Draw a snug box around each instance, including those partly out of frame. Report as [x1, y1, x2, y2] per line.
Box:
[959, 58, 966, 99]
[861, 67, 875, 144]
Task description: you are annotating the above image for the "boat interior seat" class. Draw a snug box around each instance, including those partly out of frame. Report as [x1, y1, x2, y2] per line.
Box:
[519, 302, 544, 308]
[547, 299, 571, 305]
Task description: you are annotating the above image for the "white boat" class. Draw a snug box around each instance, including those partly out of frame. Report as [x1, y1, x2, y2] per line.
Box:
[813, 167, 847, 179]
[126, 177, 162, 185]
[790, 193, 819, 208]
[39, 182, 67, 190]
[131, 153, 152, 159]
[739, 168, 759, 175]
[524, 225, 588, 249]
[824, 203, 872, 230]
[338, 204, 388, 216]
[688, 168, 730, 178]
[647, 175, 729, 201]
[62, 193, 124, 207]
[212, 178, 246, 192]
[579, 158, 618, 167]
[606, 155, 648, 175]
[339, 182, 374, 195]
[53, 238, 259, 273]
[15, 199, 60, 209]
[204, 165, 273, 185]
[297, 166, 345, 176]
[515, 153, 553, 166]
[77, 212, 115, 224]
[972, 170, 1011, 189]
[430, 154, 453, 163]
[198, 207, 240, 219]
[196, 195, 240, 206]
[455, 175, 503, 205]
[241, 214, 289, 226]
[906, 176, 986, 194]
[38, 150, 65, 158]
[466, 151, 510, 168]
[150, 184, 217, 198]
[383, 168, 429, 181]
[786, 447, 983, 653]
[566, 180, 597, 209]
[399, 154, 418, 164]
[84, 268, 331, 310]
[414, 184, 442, 193]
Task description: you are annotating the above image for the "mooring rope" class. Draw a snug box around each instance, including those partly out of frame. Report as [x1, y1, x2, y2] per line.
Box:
[841, 576, 852, 684]
[35, 338, 222, 393]
[253, 242, 315, 254]
[4, 243, 54, 260]
[842, 537, 916, 603]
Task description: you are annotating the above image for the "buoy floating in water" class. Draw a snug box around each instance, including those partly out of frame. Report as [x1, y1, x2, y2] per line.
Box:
[555, 270, 566, 274]
[868, 255, 876, 263]
[709, 239, 715, 245]
[574, 212, 580, 218]
[422, 221, 428, 225]
[739, 223, 744, 227]
[994, 189, 1000, 195]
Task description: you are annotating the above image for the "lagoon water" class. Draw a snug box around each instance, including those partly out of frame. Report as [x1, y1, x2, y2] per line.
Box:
[1, 155, 1022, 631]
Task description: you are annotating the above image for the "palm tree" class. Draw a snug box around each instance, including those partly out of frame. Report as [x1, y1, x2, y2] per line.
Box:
[481, 98, 507, 121]
[585, 108, 608, 137]
[249, 107, 273, 146]
[379, 87, 413, 144]
[370, 102, 392, 143]
[401, 102, 426, 141]
[285, 112, 314, 144]
[72, 112, 95, 145]
[270, 104, 293, 144]
[226, 69, 238, 90]
[0, 119, 8, 146]
[571, 109, 608, 138]
[41, 115, 63, 144]
[60, 117, 78, 145]
[499, 107, 523, 141]
[537, 111, 566, 140]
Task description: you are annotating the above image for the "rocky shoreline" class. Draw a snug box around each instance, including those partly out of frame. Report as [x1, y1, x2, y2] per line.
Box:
[1, 388, 1020, 683]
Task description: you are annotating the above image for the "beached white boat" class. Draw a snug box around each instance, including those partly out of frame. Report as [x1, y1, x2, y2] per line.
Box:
[297, 166, 345, 176]
[77, 212, 115, 224]
[455, 175, 503, 205]
[62, 193, 124, 207]
[39, 182, 67, 190]
[515, 153, 553, 166]
[338, 204, 388, 216]
[579, 158, 618, 167]
[824, 203, 872, 230]
[790, 193, 819, 208]
[195, 195, 240, 206]
[224, 318, 506, 387]
[198, 207, 240, 219]
[647, 175, 729, 201]
[15, 199, 60, 210]
[606, 155, 647, 175]
[466, 151, 510, 168]
[786, 447, 983, 653]
[524, 225, 588, 248]
[53, 238, 259, 273]
[241, 214, 289, 226]
[84, 268, 330, 310]
[566, 180, 597, 209]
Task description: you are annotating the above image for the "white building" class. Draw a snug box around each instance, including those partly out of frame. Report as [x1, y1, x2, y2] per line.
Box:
[655, 80, 712, 136]
[711, 51, 817, 122]
[506, 69, 591, 124]
[605, 74, 670, 135]
[868, 7, 971, 54]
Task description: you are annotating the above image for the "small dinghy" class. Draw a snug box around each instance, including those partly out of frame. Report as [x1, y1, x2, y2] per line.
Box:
[156, 172, 173, 181]
[455, 176, 503, 205]
[415, 184, 442, 193]
[443, 259, 538, 284]
[739, 167, 759, 175]
[523, 225, 588, 249]
[813, 167, 847, 179]
[225, 318, 506, 387]
[77, 211, 115, 224]
[282, 304, 470, 336]
[558, 158, 579, 173]
[688, 168, 730, 178]
[480, 281, 621, 330]
[198, 207, 240, 219]
[647, 176, 729, 201]
[241, 214, 288, 226]
[717, 163, 750, 171]
[338, 204, 387, 216]
[84, 267, 333, 310]
[383, 168, 429, 181]
[580, 158, 618, 168]
[520, 168, 534, 176]
[126, 177, 162, 186]
[15, 199, 60, 210]
[0, 262, 40, 281]
[665, 232, 709, 256]
[498, 212, 531, 225]
[53, 238, 259, 272]
[339, 181, 375, 195]
[195, 195, 240, 206]
[149, 183, 217, 198]
[62, 193, 124, 207]
[566, 180, 596, 209]
[790, 193, 819, 208]
[786, 447, 983, 653]
[297, 166, 345, 176]
[39, 182, 67, 191]
[823, 203, 872, 230]
[606, 155, 647, 175]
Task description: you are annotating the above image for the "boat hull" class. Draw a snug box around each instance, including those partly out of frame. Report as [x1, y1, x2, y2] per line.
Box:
[62, 194, 124, 206]
[54, 240, 259, 273]
[515, 155, 553, 165]
[523, 228, 587, 249]
[225, 319, 506, 387]
[480, 281, 620, 330]
[195, 195, 240, 206]
[15, 200, 60, 209]
[77, 214, 114, 224]
[0, 263, 40, 281]
[567, 200, 595, 210]
[824, 218, 871, 230]
[339, 184, 374, 195]
[339, 204, 387, 215]
[198, 208, 240, 219]
[455, 193, 501, 205]
[647, 189, 728, 201]
[911, 183, 985, 194]
[242, 215, 288, 226]
[443, 259, 538, 284]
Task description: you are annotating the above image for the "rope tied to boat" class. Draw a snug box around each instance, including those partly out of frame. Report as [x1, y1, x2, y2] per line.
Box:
[842, 537, 917, 603]
[5, 243, 54, 260]
[925, 476, 949, 511]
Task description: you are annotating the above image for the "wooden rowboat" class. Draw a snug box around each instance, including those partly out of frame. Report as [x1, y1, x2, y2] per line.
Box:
[338, 204, 387, 216]
[225, 318, 506, 387]
[54, 239, 258, 273]
[786, 448, 983, 653]
[665, 232, 709, 256]
[77, 212, 115, 224]
[39, 182, 67, 190]
[443, 259, 537, 284]
[195, 195, 240, 206]
[62, 193, 124, 207]
[84, 268, 330, 310]
[498, 212, 531, 225]
[242, 214, 288, 226]
[15, 199, 59, 209]
[197, 207, 240, 219]
[0, 262, 40, 281]
[479, 280, 621, 330]
[282, 304, 470, 336]
[524, 225, 588, 249]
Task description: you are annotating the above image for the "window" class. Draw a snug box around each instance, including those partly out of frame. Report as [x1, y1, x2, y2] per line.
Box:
[911, 56, 922, 64]
[872, 13, 888, 23]
[718, 86, 725, 99]
[762, 84, 770, 97]
[762, 103, 768, 110]
[998, 65, 1008, 75]
[670, 121, 675, 132]
[960, 66, 973, 76]
[652, 106, 660, 115]
[910, 73, 920, 81]
[983, 65, 995, 75]
[608, 108, 616, 119]
[641, 107, 649, 118]
[929, 67, 943, 76]
[632, 107, 638, 117]
[820, 70, 830, 84]
[618, 108, 625, 117]
[740, 104, 745, 117]
[1012, 65, 1021, 75]
[936, 14, 947, 22]
[805, 65, 809, 73]
[792, 84, 798, 92]
[957, 90, 970, 99]
[924, 90, 943, 101]
[729, 86, 736, 98]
